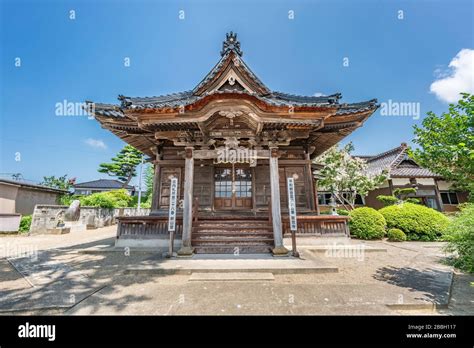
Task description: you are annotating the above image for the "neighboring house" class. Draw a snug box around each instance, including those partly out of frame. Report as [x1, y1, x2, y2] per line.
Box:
[73, 179, 136, 196]
[0, 178, 67, 215]
[317, 143, 469, 212]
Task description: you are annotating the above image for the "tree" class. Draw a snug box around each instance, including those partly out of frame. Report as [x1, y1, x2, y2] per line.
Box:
[377, 188, 421, 206]
[315, 143, 388, 210]
[40, 175, 75, 190]
[98, 145, 143, 187]
[410, 93, 474, 200]
[145, 164, 154, 197]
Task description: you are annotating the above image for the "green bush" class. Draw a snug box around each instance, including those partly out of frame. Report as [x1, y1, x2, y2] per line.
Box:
[336, 209, 349, 216]
[349, 207, 386, 239]
[387, 228, 407, 242]
[19, 215, 32, 233]
[376, 195, 399, 206]
[80, 189, 132, 208]
[405, 198, 421, 204]
[379, 203, 449, 241]
[443, 204, 474, 273]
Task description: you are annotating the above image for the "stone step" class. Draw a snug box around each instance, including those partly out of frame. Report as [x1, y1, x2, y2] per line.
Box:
[194, 223, 271, 229]
[194, 245, 273, 254]
[192, 238, 274, 245]
[193, 231, 274, 237]
[193, 228, 273, 235]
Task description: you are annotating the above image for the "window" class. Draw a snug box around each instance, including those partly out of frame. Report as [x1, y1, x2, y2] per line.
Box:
[317, 192, 364, 205]
[440, 191, 459, 205]
[318, 193, 332, 205]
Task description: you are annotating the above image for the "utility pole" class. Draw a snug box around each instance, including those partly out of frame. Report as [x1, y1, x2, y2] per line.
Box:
[137, 156, 144, 209]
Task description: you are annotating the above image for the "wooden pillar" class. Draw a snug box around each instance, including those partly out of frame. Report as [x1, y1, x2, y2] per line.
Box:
[269, 147, 289, 256]
[177, 147, 195, 256]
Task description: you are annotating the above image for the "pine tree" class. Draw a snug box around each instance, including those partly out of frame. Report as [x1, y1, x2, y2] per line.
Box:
[98, 145, 143, 187]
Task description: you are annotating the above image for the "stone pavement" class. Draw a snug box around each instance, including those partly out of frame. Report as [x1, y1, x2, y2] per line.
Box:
[0, 226, 472, 315]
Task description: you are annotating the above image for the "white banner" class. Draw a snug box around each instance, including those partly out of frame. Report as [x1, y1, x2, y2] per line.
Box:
[287, 177, 297, 231]
[168, 177, 178, 232]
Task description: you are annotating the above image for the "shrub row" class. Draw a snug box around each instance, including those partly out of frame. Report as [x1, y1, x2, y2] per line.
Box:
[348, 203, 449, 241]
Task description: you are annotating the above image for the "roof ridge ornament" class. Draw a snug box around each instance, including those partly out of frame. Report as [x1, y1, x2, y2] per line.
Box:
[221, 31, 243, 57]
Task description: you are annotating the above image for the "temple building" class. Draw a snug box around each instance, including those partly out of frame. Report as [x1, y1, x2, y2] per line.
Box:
[89, 32, 379, 255]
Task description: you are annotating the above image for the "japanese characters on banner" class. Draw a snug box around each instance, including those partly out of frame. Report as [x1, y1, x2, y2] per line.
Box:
[287, 177, 297, 231]
[168, 178, 178, 232]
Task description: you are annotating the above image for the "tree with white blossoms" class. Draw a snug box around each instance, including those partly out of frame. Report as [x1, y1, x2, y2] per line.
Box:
[315, 143, 388, 210]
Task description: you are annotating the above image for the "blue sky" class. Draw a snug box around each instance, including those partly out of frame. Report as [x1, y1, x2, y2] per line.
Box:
[1, 0, 473, 188]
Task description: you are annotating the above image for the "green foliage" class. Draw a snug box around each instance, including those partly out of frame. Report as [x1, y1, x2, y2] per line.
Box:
[141, 193, 152, 209]
[40, 175, 75, 190]
[376, 195, 399, 206]
[443, 204, 474, 273]
[58, 194, 74, 206]
[336, 209, 349, 216]
[98, 145, 143, 186]
[315, 143, 388, 209]
[411, 93, 474, 201]
[393, 188, 417, 200]
[379, 203, 450, 241]
[405, 198, 421, 204]
[19, 215, 32, 233]
[387, 228, 407, 242]
[145, 165, 154, 196]
[80, 189, 132, 208]
[349, 207, 386, 240]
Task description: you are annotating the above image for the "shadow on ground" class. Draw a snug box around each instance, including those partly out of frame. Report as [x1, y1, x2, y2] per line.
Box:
[0, 236, 165, 315]
[373, 266, 452, 304]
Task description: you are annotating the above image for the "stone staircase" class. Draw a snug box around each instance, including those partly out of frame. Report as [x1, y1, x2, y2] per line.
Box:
[192, 217, 274, 254]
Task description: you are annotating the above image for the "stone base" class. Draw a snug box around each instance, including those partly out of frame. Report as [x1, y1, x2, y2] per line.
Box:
[177, 246, 195, 257]
[272, 245, 289, 256]
[47, 227, 71, 235]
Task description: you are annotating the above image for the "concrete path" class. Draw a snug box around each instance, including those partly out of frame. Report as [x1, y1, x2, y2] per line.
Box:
[0, 227, 471, 315]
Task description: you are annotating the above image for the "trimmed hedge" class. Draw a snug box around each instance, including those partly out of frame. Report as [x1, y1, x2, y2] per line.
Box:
[349, 207, 386, 239]
[379, 203, 449, 241]
[387, 228, 407, 242]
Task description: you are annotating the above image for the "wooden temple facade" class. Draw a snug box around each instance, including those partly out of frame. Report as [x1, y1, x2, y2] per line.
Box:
[89, 32, 378, 255]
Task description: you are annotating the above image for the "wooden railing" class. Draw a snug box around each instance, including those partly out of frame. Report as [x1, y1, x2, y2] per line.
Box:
[116, 216, 183, 240]
[282, 215, 349, 237]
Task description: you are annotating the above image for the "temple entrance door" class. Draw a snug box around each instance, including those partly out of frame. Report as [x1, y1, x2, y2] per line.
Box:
[214, 164, 252, 210]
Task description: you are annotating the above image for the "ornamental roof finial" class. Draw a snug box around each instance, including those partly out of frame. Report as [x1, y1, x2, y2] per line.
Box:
[221, 31, 243, 57]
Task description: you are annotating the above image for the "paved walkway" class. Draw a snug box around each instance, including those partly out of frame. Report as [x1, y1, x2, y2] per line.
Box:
[0, 226, 472, 315]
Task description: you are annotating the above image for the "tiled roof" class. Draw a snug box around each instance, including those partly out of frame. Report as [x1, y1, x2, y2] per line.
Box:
[74, 179, 134, 189]
[0, 178, 67, 193]
[358, 144, 441, 178]
[94, 90, 377, 115]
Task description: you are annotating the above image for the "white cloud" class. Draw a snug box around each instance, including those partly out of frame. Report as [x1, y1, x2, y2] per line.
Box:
[430, 49, 474, 103]
[313, 92, 326, 97]
[84, 138, 107, 149]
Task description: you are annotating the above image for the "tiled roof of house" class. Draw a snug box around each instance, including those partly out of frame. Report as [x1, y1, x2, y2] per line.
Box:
[357, 143, 441, 178]
[0, 178, 68, 193]
[74, 179, 134, 190]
